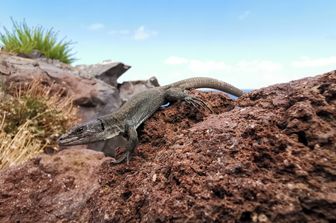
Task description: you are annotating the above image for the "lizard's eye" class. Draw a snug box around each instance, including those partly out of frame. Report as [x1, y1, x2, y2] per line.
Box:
[97, 119, 105, 131]
[74, 126, 85, 134]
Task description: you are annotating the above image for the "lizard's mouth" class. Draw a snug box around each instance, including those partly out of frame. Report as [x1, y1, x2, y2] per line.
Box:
[57, 135, 79, 146]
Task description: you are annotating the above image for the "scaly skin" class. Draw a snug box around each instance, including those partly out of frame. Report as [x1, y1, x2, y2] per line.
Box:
[58, 77, 244, 163]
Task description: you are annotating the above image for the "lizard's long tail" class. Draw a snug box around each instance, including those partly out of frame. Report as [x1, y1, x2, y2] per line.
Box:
[166, 77, 244, 97]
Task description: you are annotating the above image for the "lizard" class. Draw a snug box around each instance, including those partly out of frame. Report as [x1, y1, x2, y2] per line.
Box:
[58, 77, 244, 163]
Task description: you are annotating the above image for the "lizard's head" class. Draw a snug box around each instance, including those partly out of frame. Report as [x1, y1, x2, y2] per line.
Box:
[58, 118, 123, 146]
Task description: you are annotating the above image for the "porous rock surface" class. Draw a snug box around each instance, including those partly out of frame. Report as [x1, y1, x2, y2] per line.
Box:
[0, 71, 335, 223]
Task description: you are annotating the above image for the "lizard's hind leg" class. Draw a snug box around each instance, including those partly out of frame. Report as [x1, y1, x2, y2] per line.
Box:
[165, 88, 213, 112]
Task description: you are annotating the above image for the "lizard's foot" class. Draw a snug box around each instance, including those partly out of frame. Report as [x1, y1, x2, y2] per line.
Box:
[185, 96, 213, 113]
[111, 151, 130, 164]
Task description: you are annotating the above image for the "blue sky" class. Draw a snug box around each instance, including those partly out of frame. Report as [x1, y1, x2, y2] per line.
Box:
[1, 0, 336, 88]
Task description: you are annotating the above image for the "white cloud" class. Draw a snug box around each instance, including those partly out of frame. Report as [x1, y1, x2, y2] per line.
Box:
[238, 10, 251, 20]
[165, 56, 231, 72]
[87, 23, 105, 31]
[108, 29, 130, 35]
[163, 56, 286, 89]
[133, 26, 158, 40]
[165, 56, 189, 65]
[87, 24, 158, 40]
[292, 56, 336, 68]
[236, 60, 282, 72]
[188, 59, 230, 72]
[165, 56, 282, 73]
[122, 55, 333, 90]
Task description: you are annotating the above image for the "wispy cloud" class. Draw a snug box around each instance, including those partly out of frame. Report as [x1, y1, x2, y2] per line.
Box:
[238, 10, 251, 20]
[164, 56, 286, 89]
[87, 23, 105, 31]
[164, 55, 336, 88]
[292, 56, 336, 68]
[165, 56, 189, 65]
[187, 59, 230, 72]
[236, 60, 282, 72]
[107, 25, 158, 40]
[165, 56, 282, 73]
[133, 26, 158, 40]
[108, 29, 130, 35]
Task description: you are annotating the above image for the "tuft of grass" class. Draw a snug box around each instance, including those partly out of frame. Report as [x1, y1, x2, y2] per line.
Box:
[0, 80, 78, 169]
[0, 18, 75, 64]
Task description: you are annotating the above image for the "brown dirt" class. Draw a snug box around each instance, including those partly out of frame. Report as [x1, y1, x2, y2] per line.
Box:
[0, 71, 335, 223]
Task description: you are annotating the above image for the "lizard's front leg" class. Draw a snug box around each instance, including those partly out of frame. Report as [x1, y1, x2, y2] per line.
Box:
[165, 88, 213, 112]
[111, 124, 139, 164]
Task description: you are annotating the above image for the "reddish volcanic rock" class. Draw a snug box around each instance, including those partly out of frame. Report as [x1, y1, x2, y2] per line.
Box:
[0, 71, 335, 223]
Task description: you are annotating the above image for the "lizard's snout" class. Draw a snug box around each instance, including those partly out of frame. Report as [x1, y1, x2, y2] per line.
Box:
[57, 133, 77, 146]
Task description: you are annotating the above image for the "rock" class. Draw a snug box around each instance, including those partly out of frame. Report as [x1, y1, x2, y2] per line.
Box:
[0, 52, 162, 155]
[0, 53, 160, 122]
[17, 49, 44, 59]
[0, 149, 110, 222]
[0, 53, 122, 121]
[118, 76, 160, 102]
[75, 60, 131, 86]
[0, 71, 335, 222]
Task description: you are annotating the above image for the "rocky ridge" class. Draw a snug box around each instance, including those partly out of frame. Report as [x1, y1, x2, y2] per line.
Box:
[0, 61, 335, 222]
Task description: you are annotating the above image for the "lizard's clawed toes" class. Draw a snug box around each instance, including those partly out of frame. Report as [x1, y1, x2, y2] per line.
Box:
[111, 151, 131, 164]
[185, 96, 213, 113]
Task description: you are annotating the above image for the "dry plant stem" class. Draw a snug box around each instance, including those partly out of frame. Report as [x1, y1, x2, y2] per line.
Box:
[0, 114, 5, 129]
[0, 79, 77, 170]
[0, 119, 42, 169]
